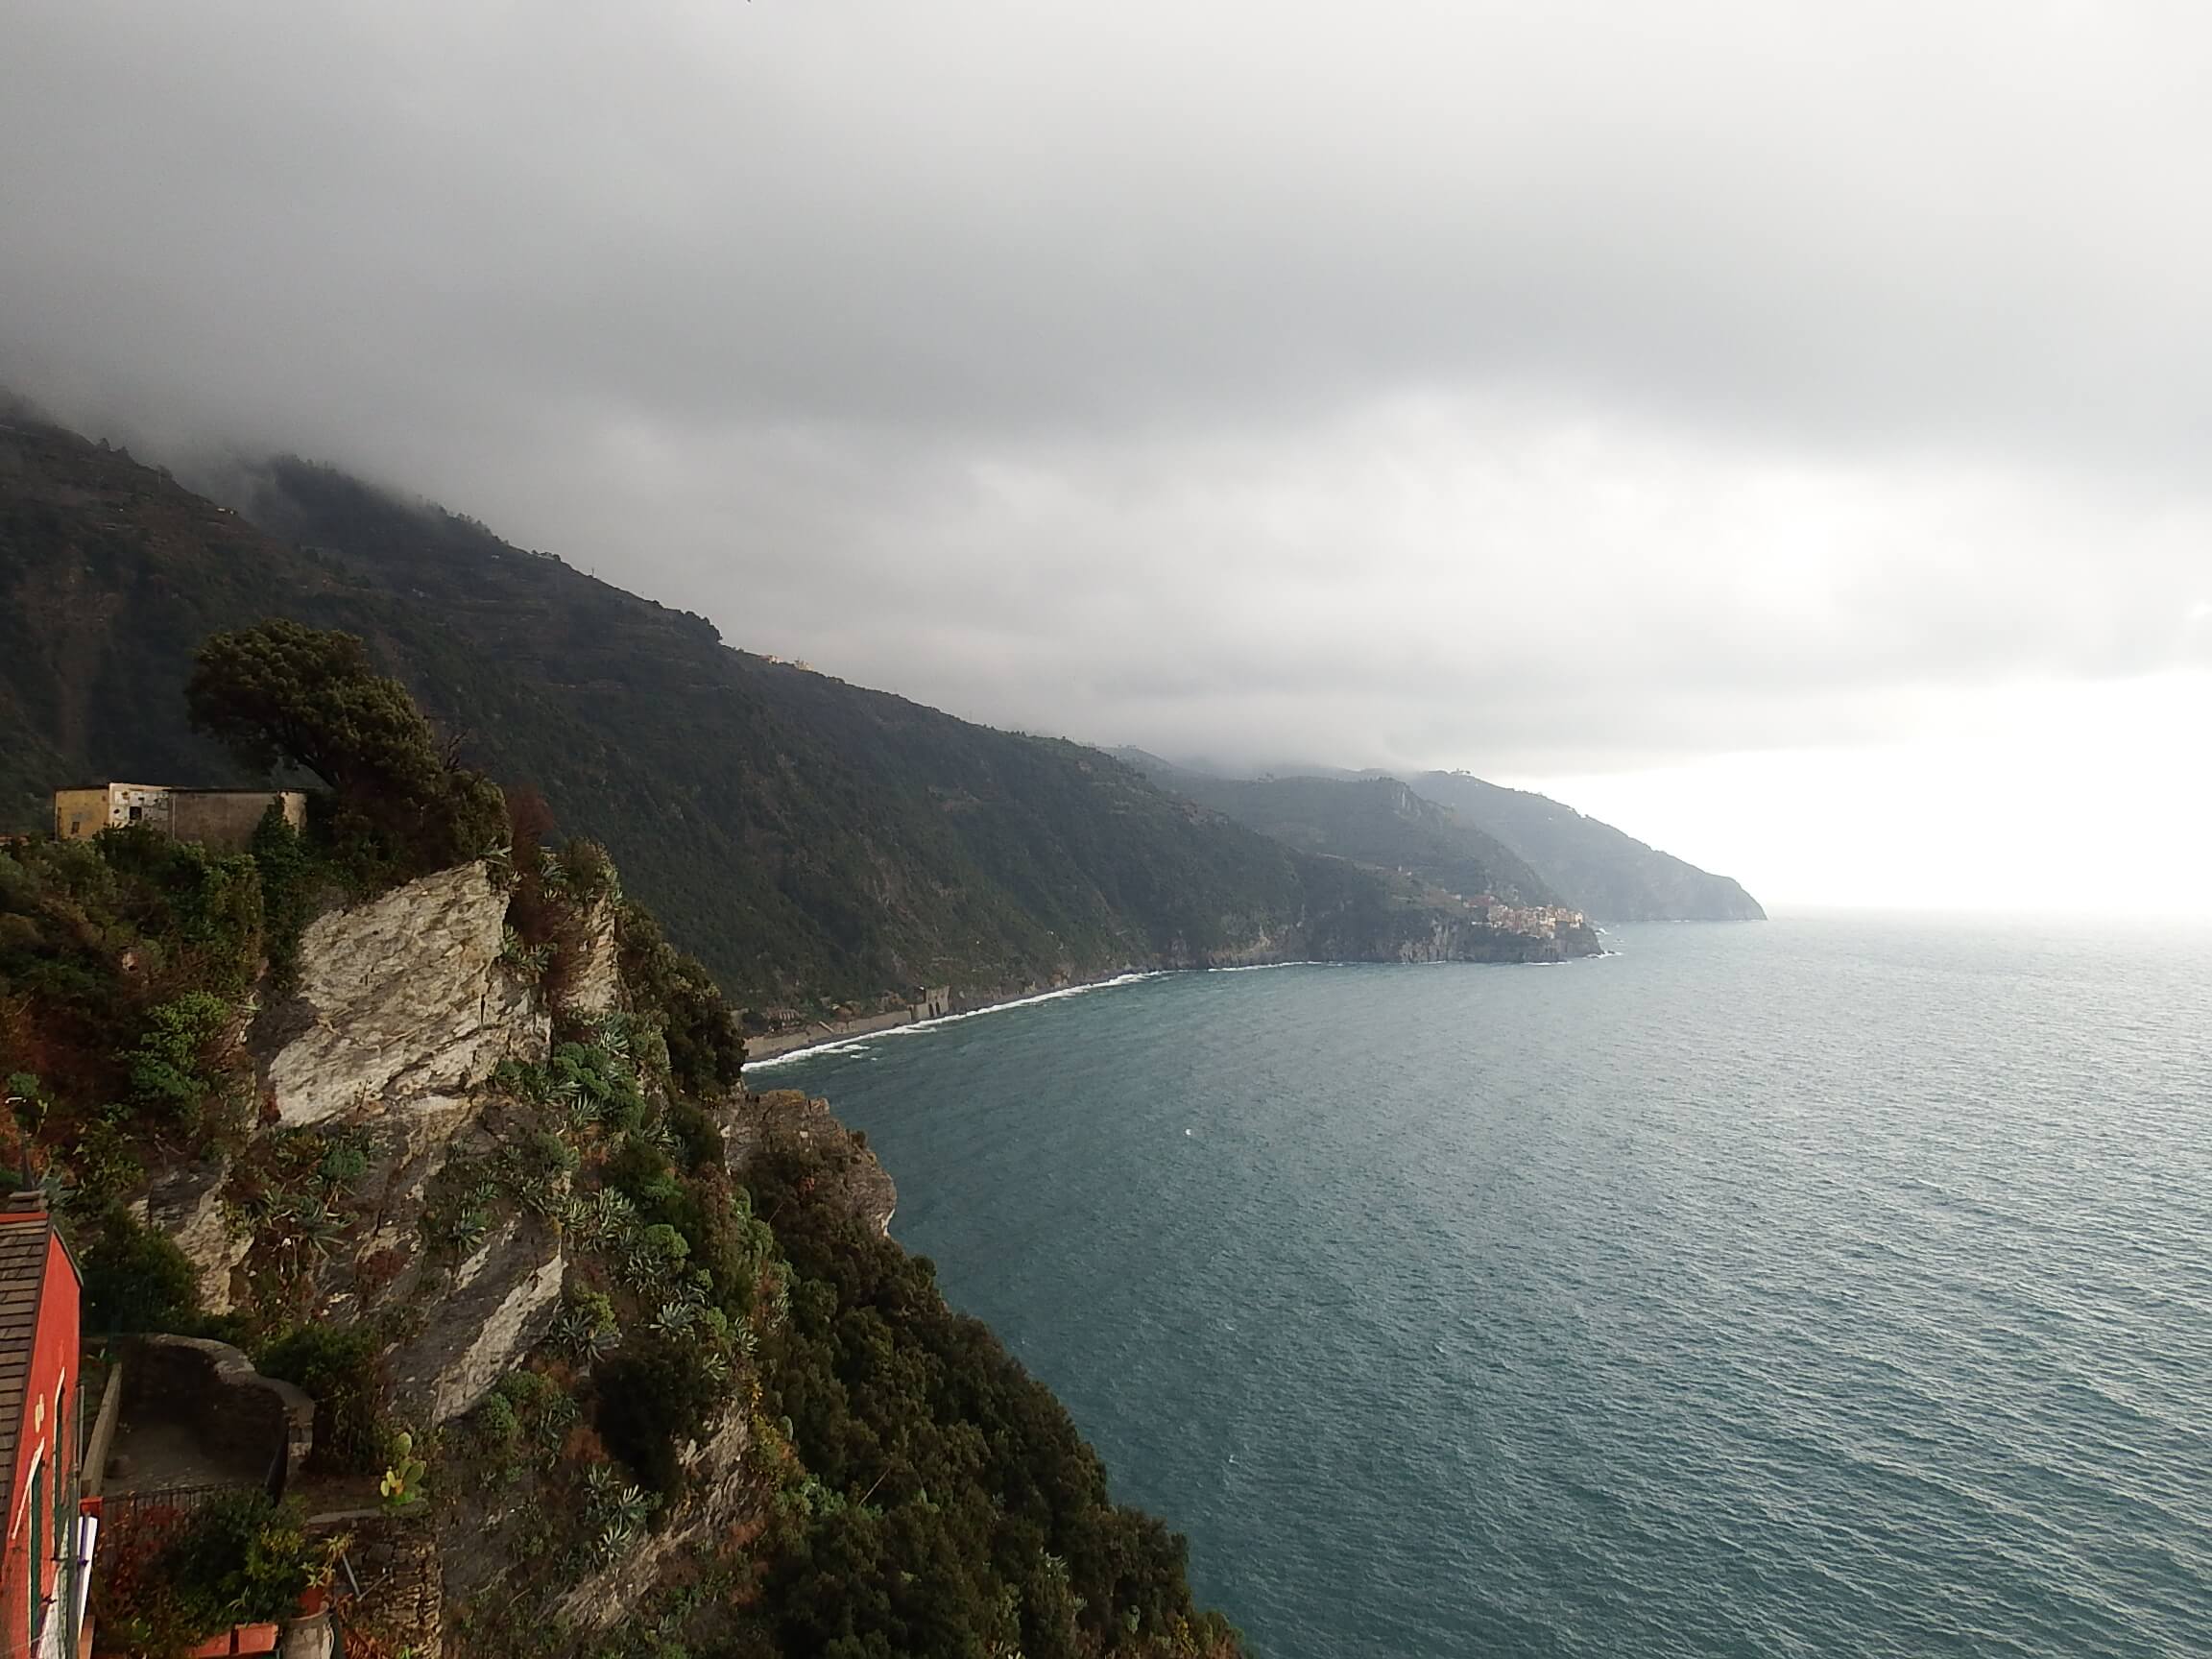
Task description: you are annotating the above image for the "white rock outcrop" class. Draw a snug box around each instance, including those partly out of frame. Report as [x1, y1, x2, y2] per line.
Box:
[395, 1217, 565, 1426]
[133, 1163, 248, 1314]
[260, 863, 548, 1126]
[554, 894, 623, 1017]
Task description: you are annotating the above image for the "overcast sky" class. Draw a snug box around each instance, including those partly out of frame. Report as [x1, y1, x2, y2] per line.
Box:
[5, 2, 2208, 914]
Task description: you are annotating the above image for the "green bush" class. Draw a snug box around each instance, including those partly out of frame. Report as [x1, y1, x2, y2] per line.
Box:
[249, 805, 321, 997]
[616, 906, 744, 1094]
[79, 1205, 205, 1334]
[91, 828, 267, 998]
[122, 990, 236, 1137]
[255, 1322, 387, 1474]
[160, 1491, 326, 1624]
[664, 1096, 724, 1171]
[68, 1101, 148, 1202]
[604, 1134, 680, 1216]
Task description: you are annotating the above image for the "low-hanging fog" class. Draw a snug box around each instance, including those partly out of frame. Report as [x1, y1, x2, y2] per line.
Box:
[5, 2, 2208, 914]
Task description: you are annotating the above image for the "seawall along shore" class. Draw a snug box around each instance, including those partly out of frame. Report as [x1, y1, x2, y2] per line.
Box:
[744, 1006, 928, 1063]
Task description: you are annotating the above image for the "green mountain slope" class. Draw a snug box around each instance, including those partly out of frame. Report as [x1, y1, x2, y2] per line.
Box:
[1407, 771, 1766, 922]
[1116, 757, 1562, 908]
[0, 412, 1585, 1014]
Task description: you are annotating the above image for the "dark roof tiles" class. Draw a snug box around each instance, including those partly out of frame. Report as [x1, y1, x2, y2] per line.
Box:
[0, 1215, 59, 1527]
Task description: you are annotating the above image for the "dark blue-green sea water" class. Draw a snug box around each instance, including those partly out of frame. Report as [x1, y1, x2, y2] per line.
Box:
[758, 917, 2212, 1658]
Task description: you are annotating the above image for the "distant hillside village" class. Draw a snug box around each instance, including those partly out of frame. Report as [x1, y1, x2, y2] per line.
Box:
[1427, 881, 1588, 940]
[1479, 901, 1588, 939]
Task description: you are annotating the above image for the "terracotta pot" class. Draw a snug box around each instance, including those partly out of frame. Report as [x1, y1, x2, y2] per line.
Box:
[297, 1584, 328, 1615]
[233, 1623, 282, 1655]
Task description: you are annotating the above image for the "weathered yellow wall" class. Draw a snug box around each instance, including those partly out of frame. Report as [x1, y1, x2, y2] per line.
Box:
[169, 791, 307, 851]
[50, 785, 300, 848]
[52, 787, 110, 840]
[54, 784, 174, 836]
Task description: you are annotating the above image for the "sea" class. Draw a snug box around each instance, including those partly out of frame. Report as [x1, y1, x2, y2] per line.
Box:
[757, 916, 2212, 1658]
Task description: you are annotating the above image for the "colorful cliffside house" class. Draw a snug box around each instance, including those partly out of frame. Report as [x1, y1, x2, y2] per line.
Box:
[0, 1194, 86, 1658]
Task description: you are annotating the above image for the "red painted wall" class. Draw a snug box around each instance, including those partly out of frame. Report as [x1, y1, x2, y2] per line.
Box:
[0, 1225, 81, 1657]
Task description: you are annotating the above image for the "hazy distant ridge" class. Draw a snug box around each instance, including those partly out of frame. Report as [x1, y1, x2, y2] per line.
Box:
[1118, 752, 1763, 924]
[1408, 771, 1766, 923]
[1114, 757, 1562, 909]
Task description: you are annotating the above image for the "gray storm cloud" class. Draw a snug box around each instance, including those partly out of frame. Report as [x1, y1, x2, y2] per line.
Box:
[3, 0, 2207, 773]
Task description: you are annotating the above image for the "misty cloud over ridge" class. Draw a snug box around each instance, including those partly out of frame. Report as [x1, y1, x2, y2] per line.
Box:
[4, 0, 2209, 795]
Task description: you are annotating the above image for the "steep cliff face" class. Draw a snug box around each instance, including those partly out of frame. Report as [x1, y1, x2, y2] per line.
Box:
[101, 849, 1243, 1659]
[4, 628, 1242, 1658]
[95, 854, 920, 1656]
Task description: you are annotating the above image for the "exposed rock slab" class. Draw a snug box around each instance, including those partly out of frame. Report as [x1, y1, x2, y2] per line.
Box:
[388, 1216, 564, 1426]
[133, 1160, 247, 1314]
[553, 894, 623, 1017]
[727, 1088, 898, 1237]
[257, 863, 548, 1126]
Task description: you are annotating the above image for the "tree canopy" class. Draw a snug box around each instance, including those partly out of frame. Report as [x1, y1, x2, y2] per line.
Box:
[188, 621, 443, 794]
[186, 620, 505, 874]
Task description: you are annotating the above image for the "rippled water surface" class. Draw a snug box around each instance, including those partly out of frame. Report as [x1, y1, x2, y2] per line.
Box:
[765, 918, 2212, 1658]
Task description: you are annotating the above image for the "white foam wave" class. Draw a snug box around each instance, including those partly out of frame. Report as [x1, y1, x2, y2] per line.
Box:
[746, 971, 1167, 1069]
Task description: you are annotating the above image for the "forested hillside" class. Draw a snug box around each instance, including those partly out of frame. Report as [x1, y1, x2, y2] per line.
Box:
[0, 410, 1568, 1018]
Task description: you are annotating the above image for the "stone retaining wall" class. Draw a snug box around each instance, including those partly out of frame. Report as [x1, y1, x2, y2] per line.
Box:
[120, 1335, 316, 1495]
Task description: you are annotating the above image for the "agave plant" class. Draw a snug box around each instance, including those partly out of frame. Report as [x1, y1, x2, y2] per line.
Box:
[548, 1191, 589, 1238]
[619, 1246, 671, 1293]
[648, 1298, 698, 1336]
[589, 1012, 635, 1062]
[551, 1306, 614, 1361]
[639, 1114, 682, 1159]
[288, 1195, 348, 1261]
[428, 1203, 491, 1259]
[570, 1188, 638, 1252]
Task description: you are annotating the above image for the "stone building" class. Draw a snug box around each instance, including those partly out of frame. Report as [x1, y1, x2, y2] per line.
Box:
[52, 783, 307, 851]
